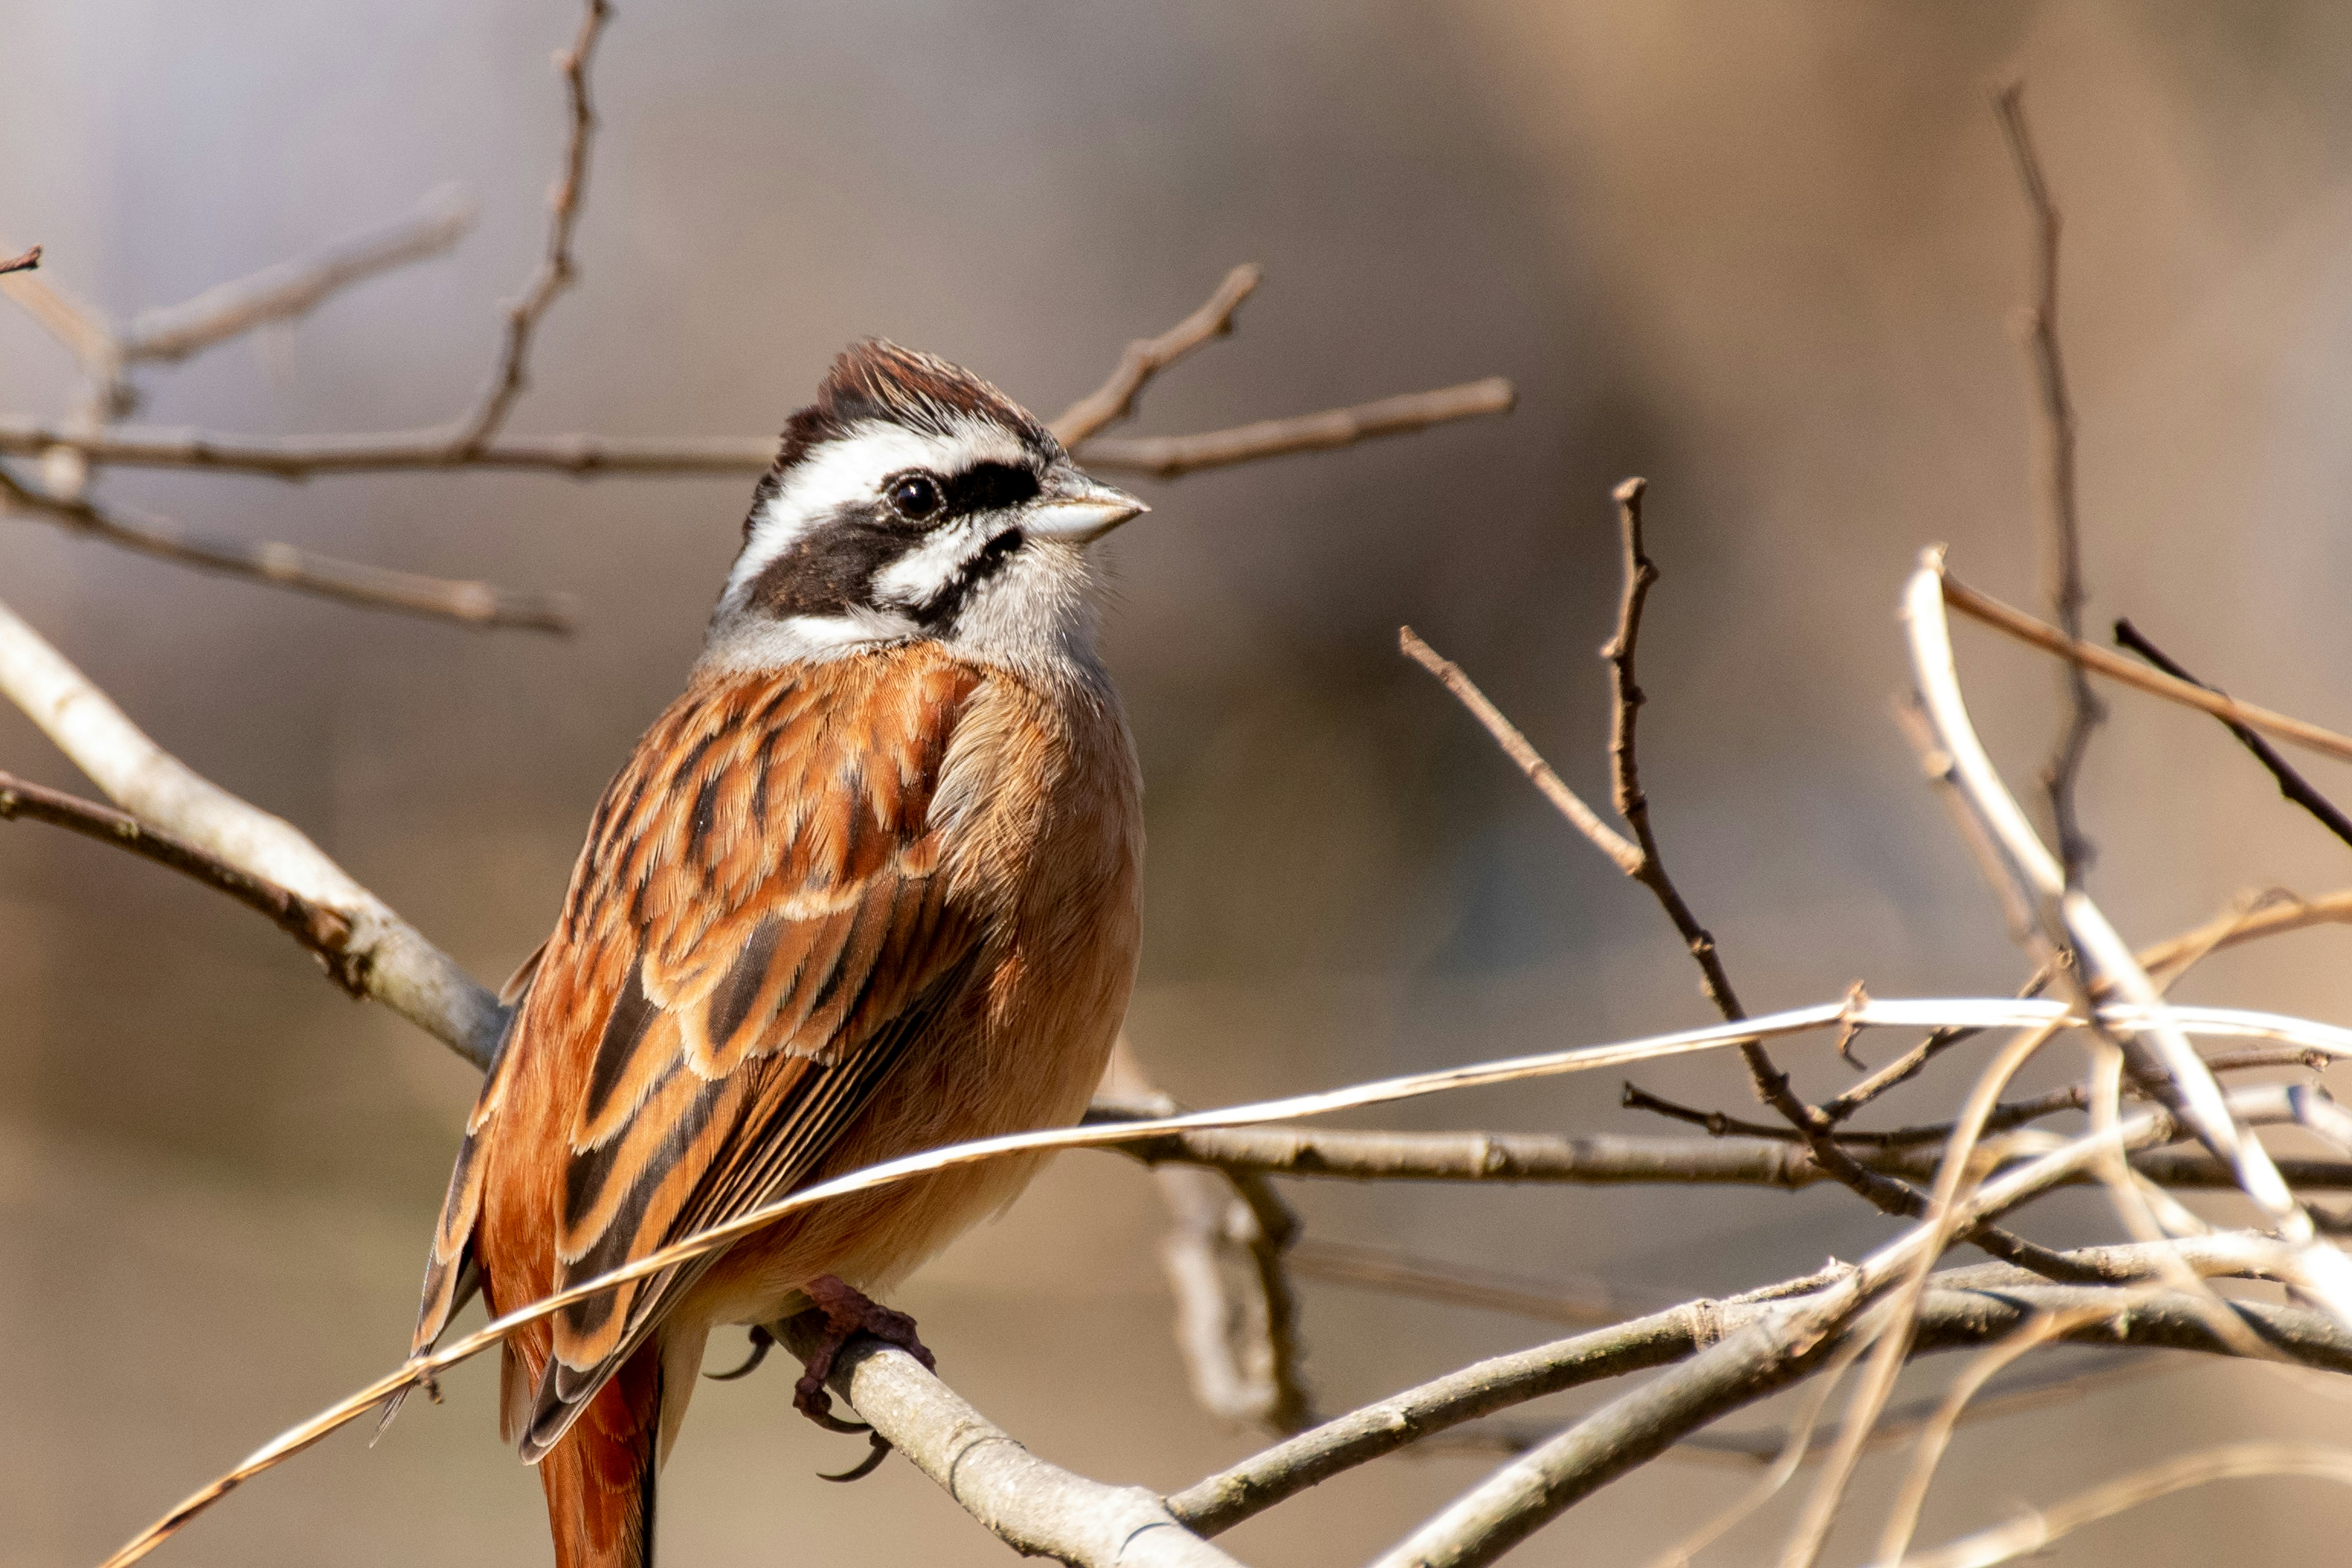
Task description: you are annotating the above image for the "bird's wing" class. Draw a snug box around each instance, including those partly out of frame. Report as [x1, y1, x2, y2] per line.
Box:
[410, 653, 993, 1461]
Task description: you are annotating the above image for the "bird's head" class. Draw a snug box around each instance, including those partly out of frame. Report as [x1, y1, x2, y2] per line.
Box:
[704, 340, 1144, 674]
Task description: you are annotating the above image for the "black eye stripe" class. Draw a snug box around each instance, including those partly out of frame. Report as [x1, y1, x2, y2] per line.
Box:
[939, 462, 1039, 518]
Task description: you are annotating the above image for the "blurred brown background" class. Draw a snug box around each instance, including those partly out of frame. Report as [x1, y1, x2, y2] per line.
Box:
[8, 2, 2352, 1563]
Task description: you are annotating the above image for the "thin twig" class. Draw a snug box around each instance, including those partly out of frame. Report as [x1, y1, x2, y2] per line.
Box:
[2115, 617, 2352, 850]
[1050, 264, 1262, 446]
[1599, 478, 1933, 1222]
[1991, 82, 2102, 885]
[1905, 553, 2352, 1322]
[0, 245, 39, 276]
[0, 464, 574, 631]
[1884, 1442, 2352, 1568]
[450, 0, 611, 449]
[1400, 624, 1640, 872]
[121, 186, 476, 365]
[1940, 567, 2352, 765]
[0, 768, 360, 990]
[1074, 379, 1515, 478]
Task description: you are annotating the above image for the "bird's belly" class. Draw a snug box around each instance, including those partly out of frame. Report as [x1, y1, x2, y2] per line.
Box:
[684, 985, 1118, 1330]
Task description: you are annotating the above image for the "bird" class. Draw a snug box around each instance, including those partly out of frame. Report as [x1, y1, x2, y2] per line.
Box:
[402, 340, 1148, 1568]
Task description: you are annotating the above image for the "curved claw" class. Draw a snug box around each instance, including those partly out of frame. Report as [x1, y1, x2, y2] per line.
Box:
[818, 1431, 893, 1483]
[706, 1325, 774, 1382]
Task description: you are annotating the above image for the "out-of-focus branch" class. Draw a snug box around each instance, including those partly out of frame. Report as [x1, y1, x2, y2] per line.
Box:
[2115, 617, 2352, 850]
[0, 597, 505, 1064]
[0, 464, 573, 631]
[1885, 1442, 2352, 1568]
[0, 767, 360, 989]
[774, 1318, 1253, 1568]
[1991, 82, 2101, 884]
[121, 186, 475, 366]
[1051, 264, 1262, 446]
[451, 0, 609, 449]
[1283, 1239, 1684, 1329]
[1074, 379, 1515, 478]
[1941, 568, 2352, 765]
[1102, 1040, 1314, 1434]
[0, 245, 39, 276]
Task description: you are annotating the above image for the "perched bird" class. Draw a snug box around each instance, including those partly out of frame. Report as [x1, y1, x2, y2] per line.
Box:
[405, 341, 1147, 1568]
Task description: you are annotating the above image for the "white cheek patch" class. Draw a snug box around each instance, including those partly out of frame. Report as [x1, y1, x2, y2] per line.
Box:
[870, 518, 998, 609]
[721, 418, 1034, 608]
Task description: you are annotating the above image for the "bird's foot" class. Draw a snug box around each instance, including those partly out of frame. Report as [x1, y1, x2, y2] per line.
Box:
[785, 1275, 935, 1482]
[705, 1323, 775, 1382]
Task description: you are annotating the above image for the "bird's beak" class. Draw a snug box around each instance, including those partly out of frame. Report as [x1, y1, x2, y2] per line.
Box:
[1025, 477, 1148, 543]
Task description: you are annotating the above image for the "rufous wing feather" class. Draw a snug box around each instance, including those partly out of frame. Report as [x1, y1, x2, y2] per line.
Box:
[469, 654, 990, 1461]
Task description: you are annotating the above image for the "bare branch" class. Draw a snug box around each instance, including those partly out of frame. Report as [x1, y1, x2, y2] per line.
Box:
[1904, 554, 2352, 1321]
[0, 464, 573, 631]
[97, 1058, 2344, 1563]
[121, 186, 476, 365]
[0, 418, 771, 477]
[0, 767, 360, 989]
[773, 1318, 1253, 1568]
[0, 244, 39, 276]
[2115, 617, 2352, 850]
[1940, 567, 2352, 765]
[1098, 1115, 2352, 1192]
[1074, 378, 1515, 478]
[1050, 264, 1262, 447]
[0, 597, 505, 1064]
[1170, 1232, 2348, 1541]
[450, 0, 611, 449]
[1400, 624, 1640, 872]
[0, 387, 1515, 483]
[1991, 81, 2101, 884]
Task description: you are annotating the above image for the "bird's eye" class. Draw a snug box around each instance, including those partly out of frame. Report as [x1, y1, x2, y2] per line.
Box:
[886, 472, 943, 521]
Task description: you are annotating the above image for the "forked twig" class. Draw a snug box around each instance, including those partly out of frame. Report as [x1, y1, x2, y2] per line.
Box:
[0, 768, 360, 989]
[1051, 264, 1263, 446]
[1942, 569, 2352, 764]
[451, 0, 611, 450]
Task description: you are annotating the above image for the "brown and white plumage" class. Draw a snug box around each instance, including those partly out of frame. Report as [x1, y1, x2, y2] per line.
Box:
[406, 342, 1145, 1568]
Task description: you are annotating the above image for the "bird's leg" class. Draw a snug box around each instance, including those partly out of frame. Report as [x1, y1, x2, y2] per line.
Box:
[783, 1275, 937, 1480]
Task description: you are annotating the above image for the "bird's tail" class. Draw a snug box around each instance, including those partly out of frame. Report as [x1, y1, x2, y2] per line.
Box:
[537, 1340, 663, 1568]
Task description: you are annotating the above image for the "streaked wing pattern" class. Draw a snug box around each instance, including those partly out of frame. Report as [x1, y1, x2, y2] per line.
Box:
[407, 650, 989, 1460]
